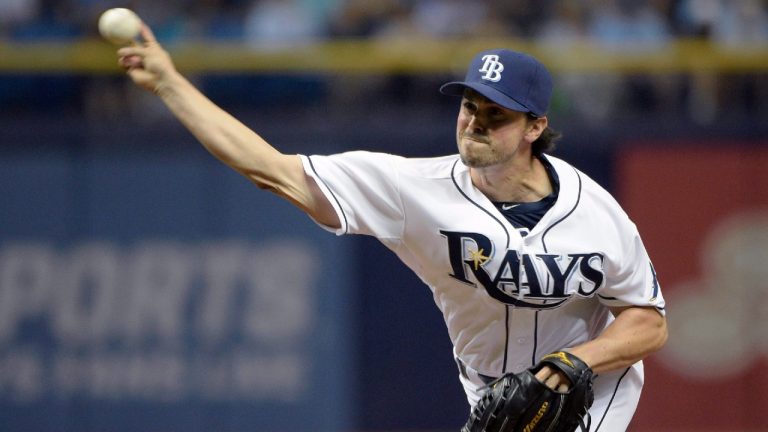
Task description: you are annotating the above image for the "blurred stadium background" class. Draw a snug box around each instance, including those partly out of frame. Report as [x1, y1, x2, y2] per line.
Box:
[1, 0, 767, 431]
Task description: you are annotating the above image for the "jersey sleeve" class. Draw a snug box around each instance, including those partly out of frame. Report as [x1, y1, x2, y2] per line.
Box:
[299, 151, 404, 239]
[598, 226, 666, 315]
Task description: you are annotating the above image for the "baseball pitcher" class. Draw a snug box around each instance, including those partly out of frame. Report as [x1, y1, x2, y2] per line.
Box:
[117, 24, 667, 431]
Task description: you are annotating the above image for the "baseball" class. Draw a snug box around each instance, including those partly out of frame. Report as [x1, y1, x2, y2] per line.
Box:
[98, 8, 142, 45]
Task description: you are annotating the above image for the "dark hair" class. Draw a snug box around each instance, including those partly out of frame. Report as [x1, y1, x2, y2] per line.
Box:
[527, 113, 561, 155]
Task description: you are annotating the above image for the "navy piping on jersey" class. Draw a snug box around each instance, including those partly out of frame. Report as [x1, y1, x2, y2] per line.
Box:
[532, 311, 540, 366]
[594, 367, 631, 431]
[532, 166, 582, 364]
[540, 166, 583, 253]
[504, 307, 511, 373]
[451, 158, 513, 372]
[650, 262, 660, 300]
[306, 156, 349, 235]
[450, 159, 511, 249]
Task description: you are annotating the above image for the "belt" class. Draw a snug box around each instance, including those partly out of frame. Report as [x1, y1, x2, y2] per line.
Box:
[456, 357, 498, 386]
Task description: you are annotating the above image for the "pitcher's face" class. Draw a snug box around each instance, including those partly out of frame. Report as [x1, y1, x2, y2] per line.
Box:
[456, 90, 543, 168]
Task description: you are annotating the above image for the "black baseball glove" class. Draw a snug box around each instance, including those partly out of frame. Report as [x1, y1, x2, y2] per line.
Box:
[461, 351, 594, 432]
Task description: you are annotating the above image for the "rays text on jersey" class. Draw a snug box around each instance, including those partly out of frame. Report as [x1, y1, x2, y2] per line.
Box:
[440, 230, 606, 309]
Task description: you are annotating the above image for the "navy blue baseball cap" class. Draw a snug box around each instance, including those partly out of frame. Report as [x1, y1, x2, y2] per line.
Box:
[440, 49, 553, 117]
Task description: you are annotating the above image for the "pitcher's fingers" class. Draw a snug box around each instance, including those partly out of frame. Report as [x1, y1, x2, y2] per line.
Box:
[117, 46, 146, 58]
[534, 366, 551, 382]
[140, 23, 157, 44]
[119, 55, 143, 69]
[544, 374, 560, 390]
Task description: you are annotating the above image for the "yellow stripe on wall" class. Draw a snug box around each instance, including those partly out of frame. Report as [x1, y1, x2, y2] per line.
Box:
[1, 38, 766, 74]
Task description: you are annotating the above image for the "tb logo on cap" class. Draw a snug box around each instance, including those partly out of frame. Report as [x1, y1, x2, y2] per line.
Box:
[479, 54, 504, 82]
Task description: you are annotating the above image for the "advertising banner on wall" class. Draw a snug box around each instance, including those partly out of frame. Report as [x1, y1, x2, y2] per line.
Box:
[617, 142, 768, 432]
[0, 154, 354, 432]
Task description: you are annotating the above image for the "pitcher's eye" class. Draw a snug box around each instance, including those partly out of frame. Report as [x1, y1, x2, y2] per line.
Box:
[463, 101, 478, 111]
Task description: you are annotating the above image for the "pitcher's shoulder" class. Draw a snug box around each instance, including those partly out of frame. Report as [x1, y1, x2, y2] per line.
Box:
[399, 154, 462, 179]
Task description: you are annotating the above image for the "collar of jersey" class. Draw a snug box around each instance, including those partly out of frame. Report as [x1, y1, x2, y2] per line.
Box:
[453, 154, 581, 237]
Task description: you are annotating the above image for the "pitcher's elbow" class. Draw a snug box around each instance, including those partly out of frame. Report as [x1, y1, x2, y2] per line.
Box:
[652, 315, 669, 354]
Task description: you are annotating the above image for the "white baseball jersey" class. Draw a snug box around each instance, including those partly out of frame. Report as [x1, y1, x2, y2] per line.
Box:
[300, 151, 665, 431]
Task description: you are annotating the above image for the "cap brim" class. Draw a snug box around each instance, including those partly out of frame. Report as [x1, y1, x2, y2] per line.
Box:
[439, 81, 533, 115]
